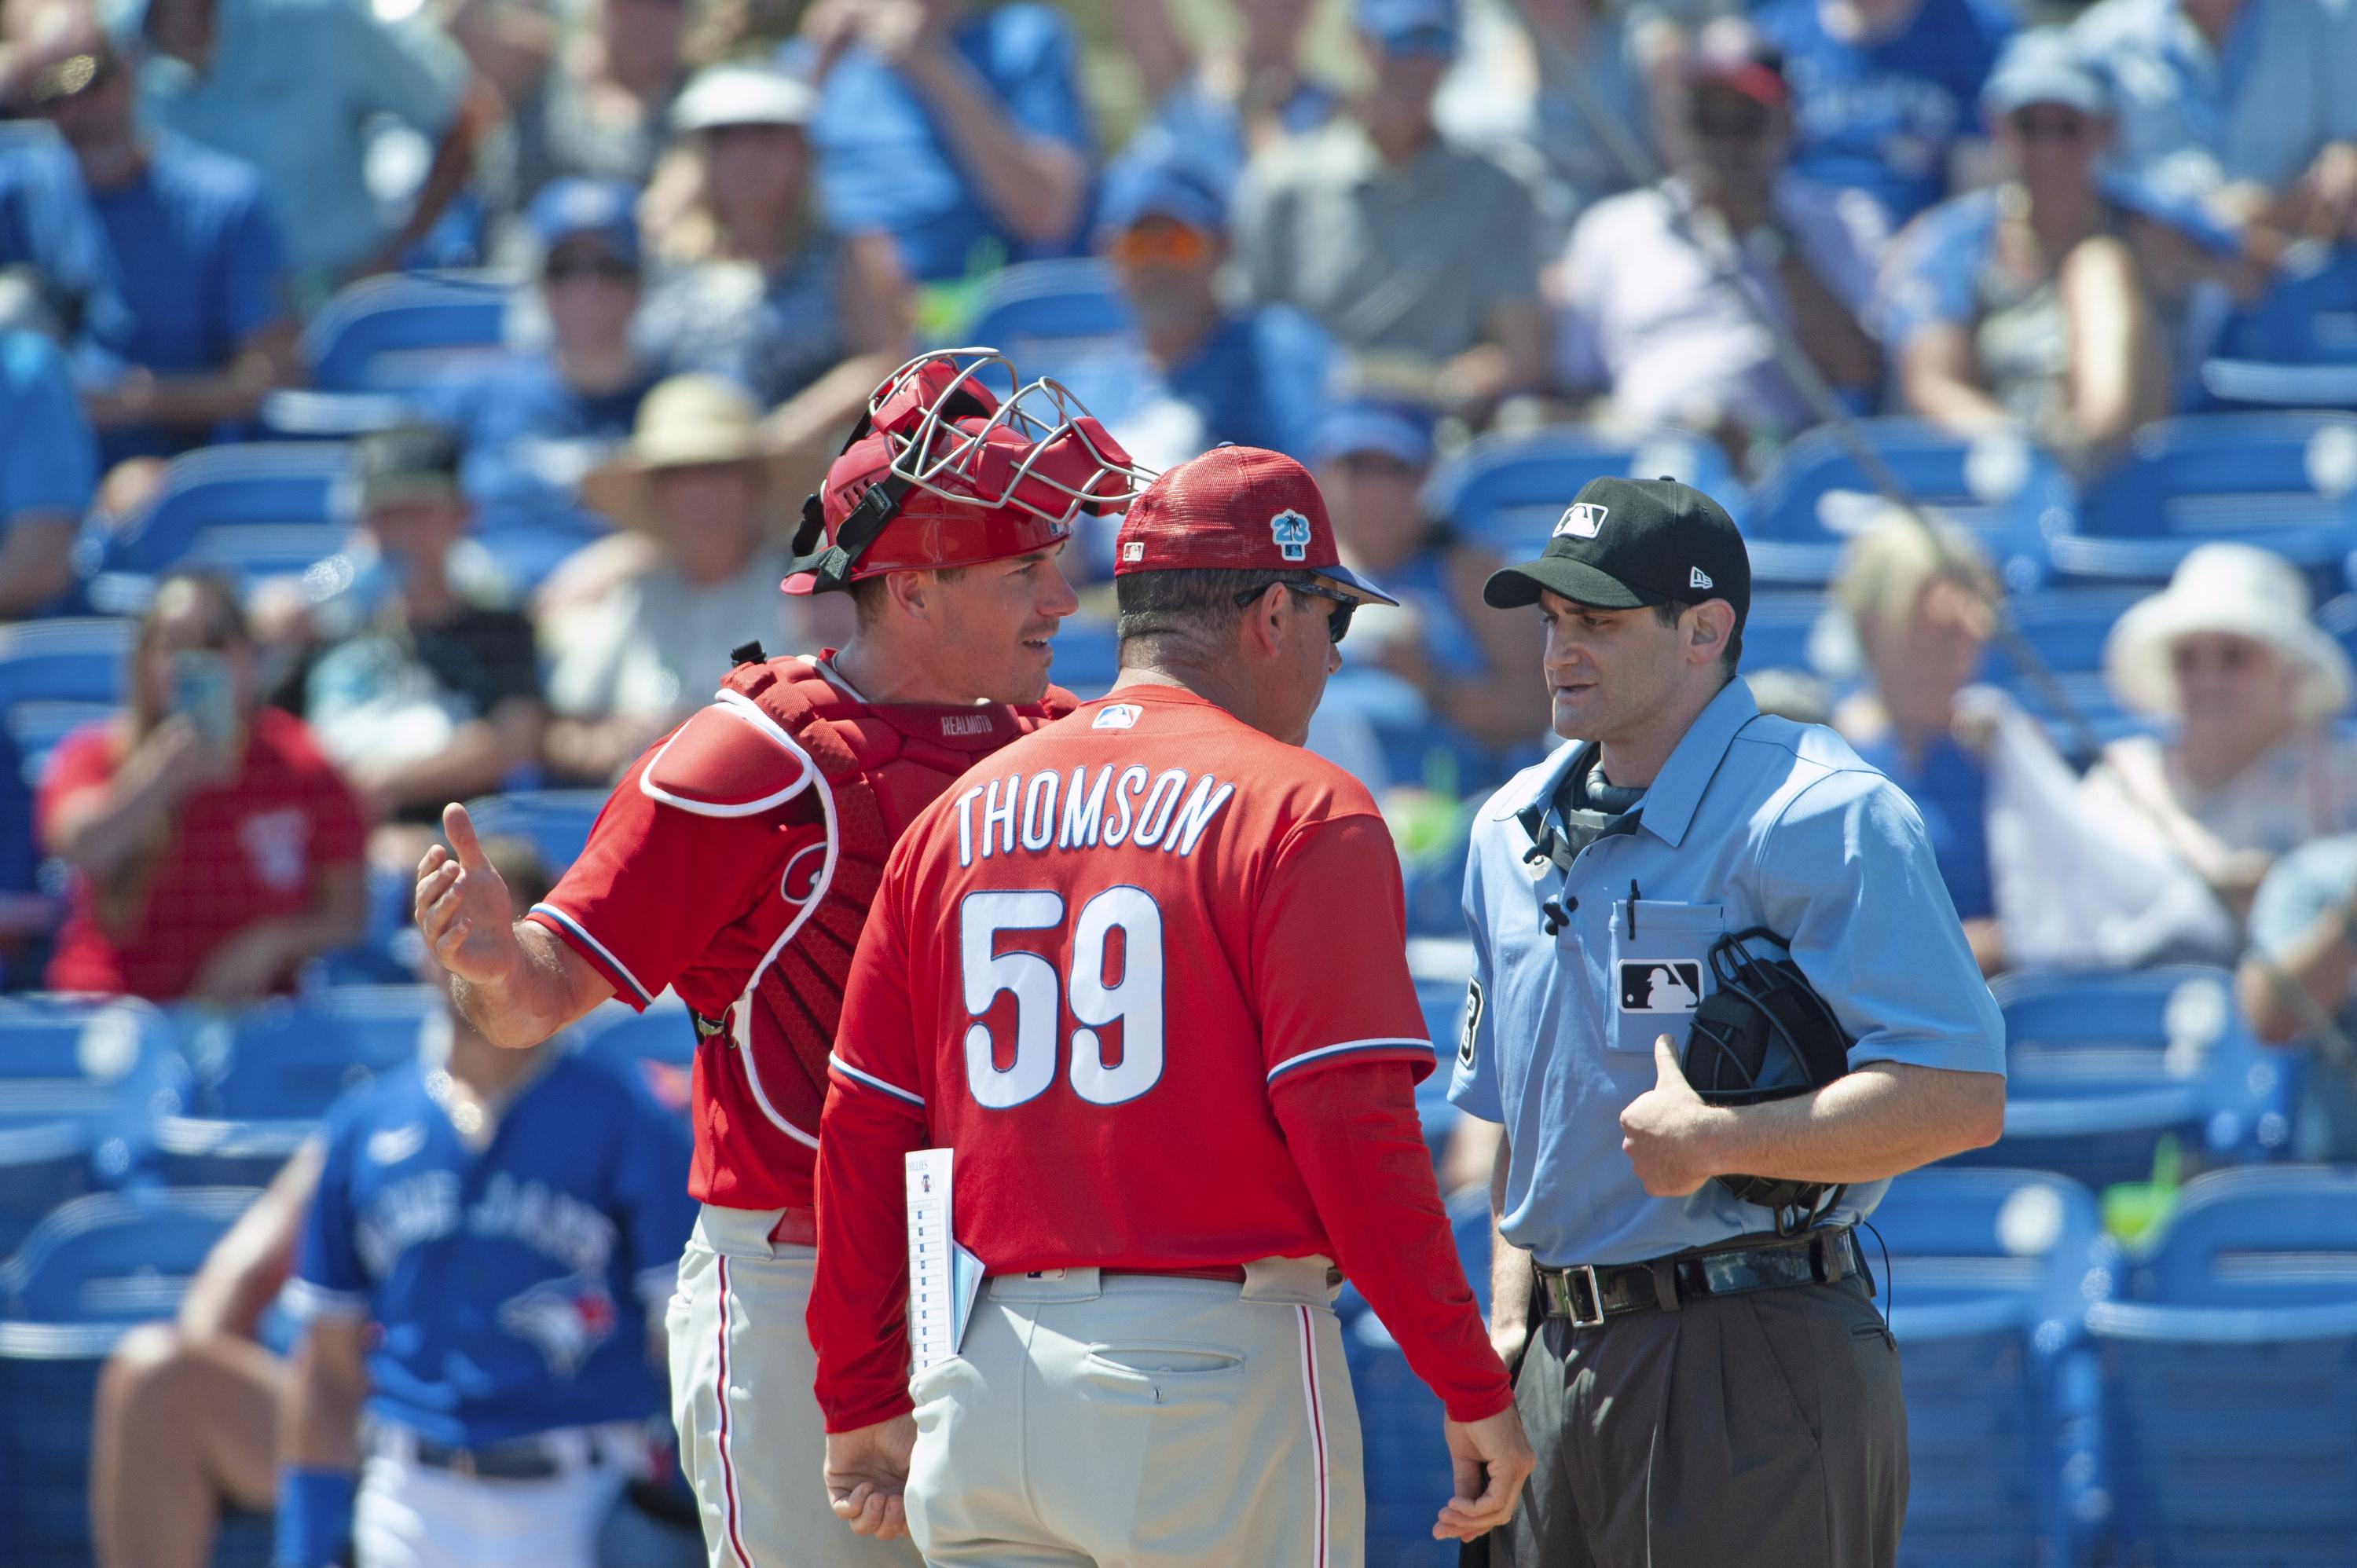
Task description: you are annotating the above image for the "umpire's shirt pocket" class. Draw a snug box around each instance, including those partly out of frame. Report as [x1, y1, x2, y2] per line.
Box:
[1606, 900, 1726, 1054]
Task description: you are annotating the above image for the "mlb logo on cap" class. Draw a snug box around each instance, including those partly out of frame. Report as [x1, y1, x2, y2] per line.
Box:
[1113, 445, 1399, 604]
[1555, 502, 1608, 539]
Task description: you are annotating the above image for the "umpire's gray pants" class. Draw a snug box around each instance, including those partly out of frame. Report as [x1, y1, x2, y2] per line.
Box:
[1496, 1270, 1907, 1568]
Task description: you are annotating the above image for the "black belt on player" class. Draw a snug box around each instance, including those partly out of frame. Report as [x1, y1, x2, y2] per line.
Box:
[409, 1434, 577, 1481]
[1536, 1226, 1864, 1328]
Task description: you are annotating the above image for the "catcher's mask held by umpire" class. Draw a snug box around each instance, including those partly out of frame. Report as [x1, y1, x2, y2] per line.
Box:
[783, 347, 1152, 594]
[1681, 928, 1854, 1234]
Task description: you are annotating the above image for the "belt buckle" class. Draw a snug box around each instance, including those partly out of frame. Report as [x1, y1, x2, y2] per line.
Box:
[1565, 1263, 1606, 1328]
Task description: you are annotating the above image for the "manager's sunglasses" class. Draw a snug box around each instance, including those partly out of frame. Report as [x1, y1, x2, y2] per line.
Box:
[1234, 579, 1358, 644]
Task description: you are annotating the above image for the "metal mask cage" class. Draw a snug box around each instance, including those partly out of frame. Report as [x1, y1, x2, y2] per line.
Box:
[873, 348, 1154, 529]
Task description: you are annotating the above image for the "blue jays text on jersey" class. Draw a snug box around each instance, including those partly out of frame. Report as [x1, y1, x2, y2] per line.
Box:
[286, 1046, 697, 1449]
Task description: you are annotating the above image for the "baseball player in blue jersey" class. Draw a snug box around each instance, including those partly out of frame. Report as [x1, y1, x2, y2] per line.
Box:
[273, 916, 697, 1568]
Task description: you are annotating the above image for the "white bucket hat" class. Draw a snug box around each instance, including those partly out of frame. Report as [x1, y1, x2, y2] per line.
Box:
[672, 64, 816, 134]
[2102, 542, 2354, 722]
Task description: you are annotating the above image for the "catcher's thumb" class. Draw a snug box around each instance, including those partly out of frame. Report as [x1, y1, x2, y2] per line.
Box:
[1653, 1035, 1686, 1087]
[442, 803, 490, 870]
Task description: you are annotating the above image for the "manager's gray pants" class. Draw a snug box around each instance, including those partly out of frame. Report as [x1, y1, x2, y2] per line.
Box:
[1494, 1269, 1907, 1568]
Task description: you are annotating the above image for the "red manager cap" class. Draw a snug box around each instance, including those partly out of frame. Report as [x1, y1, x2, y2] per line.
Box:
[1113, 445, 1398, 604]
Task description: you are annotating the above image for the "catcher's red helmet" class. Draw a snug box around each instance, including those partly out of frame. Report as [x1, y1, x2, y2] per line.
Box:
[783, 350, 1151, 595]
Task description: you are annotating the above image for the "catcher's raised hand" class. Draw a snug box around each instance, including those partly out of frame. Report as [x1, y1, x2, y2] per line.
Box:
[415, 802, 521, 985]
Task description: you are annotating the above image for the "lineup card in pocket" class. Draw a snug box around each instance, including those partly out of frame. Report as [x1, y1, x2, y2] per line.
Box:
[906, 1148, 983, 1374]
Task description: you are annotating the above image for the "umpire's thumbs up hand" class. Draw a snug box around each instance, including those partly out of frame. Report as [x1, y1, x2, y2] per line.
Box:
[414, 803, 521, 987]
[1618, 1036, 1721, 1197]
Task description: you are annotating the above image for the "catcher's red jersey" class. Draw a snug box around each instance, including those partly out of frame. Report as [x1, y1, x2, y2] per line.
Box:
[526, 654, 1069, 1212]
[827, 684, 1435, 1271]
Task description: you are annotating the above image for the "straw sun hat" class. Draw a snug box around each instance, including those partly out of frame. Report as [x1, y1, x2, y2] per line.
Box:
[2102, 542, 2354, 723]
[581, 374, 794, 532]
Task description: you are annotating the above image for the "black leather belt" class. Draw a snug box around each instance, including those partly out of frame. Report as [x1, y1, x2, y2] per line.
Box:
[1536, 1227, 1863, 1328]
[410, 1435, 576, 1481]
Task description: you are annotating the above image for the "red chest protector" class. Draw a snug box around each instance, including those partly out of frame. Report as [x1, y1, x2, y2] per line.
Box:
[650, 654, 1072, 1162]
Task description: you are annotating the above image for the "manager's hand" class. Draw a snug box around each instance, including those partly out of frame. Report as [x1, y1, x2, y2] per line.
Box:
[1618, 1036, 1721, 1197]
[414, 803, 522, 985]
[1435, 1405, 1535, 1541]
[825, 1415, 917, 1541]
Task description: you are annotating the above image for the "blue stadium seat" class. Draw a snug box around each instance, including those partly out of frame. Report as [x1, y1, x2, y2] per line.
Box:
[460, 789, 609, 879]
[1978, 586, 2146, 731]
[0, 1187, 259, 1568]
[962, 259, 1135, 346]
[5, 700, 114, 791]
[2087, 1166, 2357, 1566]
[156, 987, 433, 1185]
[2319, 591, 2357, 672]
[1424, 427, 1740, 566]
[302, 269, 515, 396]
[0, 617, 130, 789]
[1745, 420, 2069, 592]
[1872, 1169, 2110, 1567]
[1406, 976, 1468, 1163]
[1342, 1184, 1495, 1568]
[0, 995, 189, 1184]
[2201, 247, 2357, 409]
[2058, 414, 2357, 588]
[1740, 592, 1832, 674]
[0, 617, 130, 705]
[1965, 967, 2294, 1192]
[955, 261, 1158, 430]
[88, 443, 354, 605]
[0, 1122, 93, 1260]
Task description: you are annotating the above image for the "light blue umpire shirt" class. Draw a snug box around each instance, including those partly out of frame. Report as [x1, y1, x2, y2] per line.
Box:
[1449, 676, 2007, 1267]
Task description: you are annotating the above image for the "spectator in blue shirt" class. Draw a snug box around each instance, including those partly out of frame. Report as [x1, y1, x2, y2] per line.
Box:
[798, 0, 1093, 290]
[1316, 396, 1549, 768]
[1830, 509, 2009, 974]
[0, 328, 97, 620]
[1094, 154, 1332, 463]
[2240, 832, 2357, 1159]
[1106, 0, 1340, 204]
[1237, 0, 1549, 421]
[2073, 0, 2357, 258]
[428, 179, 661, 595]
[1879, 31, 2240, 470]
[1752, 0, 2014, 229]
[9, 7, 295, 468]
[639, 63, 910, 440]
[113, 0, 493, 307]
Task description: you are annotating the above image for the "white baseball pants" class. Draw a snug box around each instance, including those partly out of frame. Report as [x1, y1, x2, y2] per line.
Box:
[667, 1203, 925, 1568]
[353, 1422, 641, 1568]
[906, 1257, 1366, 1568]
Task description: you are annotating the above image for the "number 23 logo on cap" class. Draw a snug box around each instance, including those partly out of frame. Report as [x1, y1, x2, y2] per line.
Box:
[1270, 509, 1312, 562]
[1554, 503, 1608, 539]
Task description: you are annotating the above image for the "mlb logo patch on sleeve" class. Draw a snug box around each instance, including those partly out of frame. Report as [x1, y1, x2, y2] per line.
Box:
[1618, 961, 1702, 1013]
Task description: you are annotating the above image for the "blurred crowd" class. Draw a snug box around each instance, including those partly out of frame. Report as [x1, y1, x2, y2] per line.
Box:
[10, 0, 2357, 1561]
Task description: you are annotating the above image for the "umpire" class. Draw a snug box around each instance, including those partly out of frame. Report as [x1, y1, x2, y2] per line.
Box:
[1451, 477, 2007, 1566]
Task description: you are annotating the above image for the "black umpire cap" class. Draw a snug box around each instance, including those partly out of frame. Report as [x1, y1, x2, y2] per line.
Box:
[1483, 475, 1750, 625]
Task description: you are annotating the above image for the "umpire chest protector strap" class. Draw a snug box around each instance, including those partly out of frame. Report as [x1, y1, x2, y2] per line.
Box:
[641, 656, 1074, 1123]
